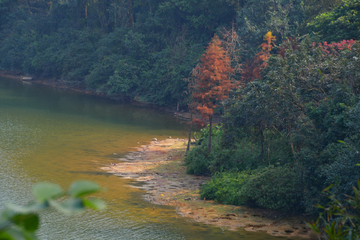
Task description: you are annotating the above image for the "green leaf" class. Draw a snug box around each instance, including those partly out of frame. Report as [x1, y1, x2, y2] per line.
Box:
[0, 228, 24, 240]
[315, 204, 325, 209]
[0, 228, 38, 240]
[322, 184, 334, 192]
[306, 222, 320, 233]
[32, 183, 63, 203]
[6, 202, 48, 214]
[0, 214, 10, 231]
[50, 199, 84, 215]
[82, 199, 106, 210]
[10, 214, 39, 233]
[2, 209, 16, 222]
[68, 180, 100, 197]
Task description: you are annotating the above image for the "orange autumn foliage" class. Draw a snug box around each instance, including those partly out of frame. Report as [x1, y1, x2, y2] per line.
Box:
[190, 34, 234, 154]
[258, 31, 276, 67]
[192, 35, 234, 121]
[241, 31, 276, 84]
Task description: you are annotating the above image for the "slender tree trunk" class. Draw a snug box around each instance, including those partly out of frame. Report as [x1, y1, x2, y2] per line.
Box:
[128, 0, 134, 27]
[260, 128, 264, 156]
[208, 115, 213, 154]
[85, 4, 88, 27]
[186, 112, 193, 154]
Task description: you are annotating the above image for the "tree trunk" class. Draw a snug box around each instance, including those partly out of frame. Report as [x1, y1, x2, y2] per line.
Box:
[260, 129, 264, 156]
[128, 0, 134, 27]
[85, 4, 88, 27]
[208, 115, 213, 154]
[186, 112, 193, 154]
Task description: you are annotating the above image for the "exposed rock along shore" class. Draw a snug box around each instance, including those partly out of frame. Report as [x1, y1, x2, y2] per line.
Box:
[102, 138, 317, 239]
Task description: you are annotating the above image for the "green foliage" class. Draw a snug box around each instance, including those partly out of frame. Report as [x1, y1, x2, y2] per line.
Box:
[307, 0, 360, 42]
[0, 0, 358, 221]
[4, 0, 348, 106]
[240, 39, 359, 212]
[186, 123, 293, 176]
[157, 0, 237, 38]
[0, 0, 234, 107]
[308, 181, 360, 239]
[68, 180, 101, 197]
[185, 124, 250, 175]
[321, 135, 360, 199]
[236, 0, 304, 58]
[242, 166, 299, 211]
[185, 139, 213, 176]
[1, 0, 352, 106]
[200, 171, 251, 205]
[32, 182, 62, 202]
[0, 180, 105, 240]
[187, 37, 360, 214]
[200, 166, 300, 211]
[194, 124, 224, 145]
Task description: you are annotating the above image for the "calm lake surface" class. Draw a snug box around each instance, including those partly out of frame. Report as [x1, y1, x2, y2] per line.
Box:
[0, 77, 296, 240]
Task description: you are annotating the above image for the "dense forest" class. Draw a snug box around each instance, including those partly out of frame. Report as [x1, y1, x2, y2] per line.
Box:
[1, 0, 360, 238]
[0, 0, 358, 107]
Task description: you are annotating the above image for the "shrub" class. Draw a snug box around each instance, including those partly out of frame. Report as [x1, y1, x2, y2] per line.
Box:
[321, 137, 360, 199]
[242, 166, 300, 211]
[185, 142, 213, 176]
[200, 171, 251, 205]
[307, 0, 360, 42]
[201, 166, 300, 212]
[308, 180, 360, 239]
[185, 124, 224, 176]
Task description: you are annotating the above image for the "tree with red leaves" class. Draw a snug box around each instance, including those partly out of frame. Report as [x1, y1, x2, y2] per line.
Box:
[192, 35, 234, 154]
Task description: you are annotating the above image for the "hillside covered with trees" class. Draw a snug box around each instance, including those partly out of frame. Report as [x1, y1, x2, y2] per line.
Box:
[0, 0, 358, 107]
[1, 0, 360, 238]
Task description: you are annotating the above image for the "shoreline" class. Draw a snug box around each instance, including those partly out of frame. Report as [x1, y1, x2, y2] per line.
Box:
[102, 138, 317, 239]
[1, 70, 316, 238]
[0, 71, 221, 122]
[0, 70, 146, 104]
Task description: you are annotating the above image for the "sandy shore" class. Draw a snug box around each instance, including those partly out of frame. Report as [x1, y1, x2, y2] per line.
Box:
[102, 138, 317, 239]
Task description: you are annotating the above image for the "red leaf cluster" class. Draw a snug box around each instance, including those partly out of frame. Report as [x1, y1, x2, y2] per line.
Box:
[313, 39, 355, 54]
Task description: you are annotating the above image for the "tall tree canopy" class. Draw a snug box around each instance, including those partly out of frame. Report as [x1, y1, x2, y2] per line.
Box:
[192, 35, 233, 154]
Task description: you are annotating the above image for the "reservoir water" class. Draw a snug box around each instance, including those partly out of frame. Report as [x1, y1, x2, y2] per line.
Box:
[0, 77, 296, 240]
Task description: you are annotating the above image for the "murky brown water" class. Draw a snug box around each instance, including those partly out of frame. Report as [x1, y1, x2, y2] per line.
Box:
[0, 77, 297, 239]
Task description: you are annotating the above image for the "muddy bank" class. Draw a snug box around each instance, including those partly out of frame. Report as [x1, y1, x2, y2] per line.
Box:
[102, 138, 317, 239]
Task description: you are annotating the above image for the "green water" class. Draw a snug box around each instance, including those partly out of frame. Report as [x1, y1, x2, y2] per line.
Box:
[0, 77, 296, 240]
